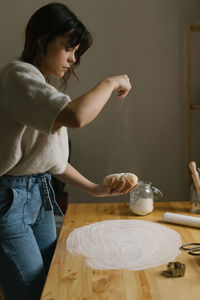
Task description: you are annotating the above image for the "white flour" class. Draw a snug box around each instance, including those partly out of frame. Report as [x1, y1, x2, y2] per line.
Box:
[130, 197, 153, 215]
[66, 220, 181, 270]
[106, 101, 132, 174]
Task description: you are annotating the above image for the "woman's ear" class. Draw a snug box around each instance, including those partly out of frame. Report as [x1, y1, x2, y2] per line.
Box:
[37, 35, 48, 49]
[35, 38, 46, 66]
[37, 38, 44, 49]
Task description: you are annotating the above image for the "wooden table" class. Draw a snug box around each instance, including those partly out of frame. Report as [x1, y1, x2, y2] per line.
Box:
[41, 201, 200, 300]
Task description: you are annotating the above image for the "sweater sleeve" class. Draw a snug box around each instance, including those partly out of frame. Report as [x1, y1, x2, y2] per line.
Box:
[0, 61, 71, 134]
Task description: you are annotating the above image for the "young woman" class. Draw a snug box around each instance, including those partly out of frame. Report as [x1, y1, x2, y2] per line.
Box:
[0, 3, 135, 299]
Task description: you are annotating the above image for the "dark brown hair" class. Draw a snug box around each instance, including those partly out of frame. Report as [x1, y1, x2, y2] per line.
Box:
[20, 2, 92, 84]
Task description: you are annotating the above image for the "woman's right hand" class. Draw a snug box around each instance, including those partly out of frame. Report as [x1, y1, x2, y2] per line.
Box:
[53, 74, 132, 129]
[105, 74, 132, 99]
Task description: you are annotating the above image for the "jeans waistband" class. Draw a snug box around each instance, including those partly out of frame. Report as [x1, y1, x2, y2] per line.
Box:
[0, 173, 63, 216]
[0, 172, 51, 184]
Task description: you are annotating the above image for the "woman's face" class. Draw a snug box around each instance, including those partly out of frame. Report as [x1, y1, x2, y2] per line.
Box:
[39, 36, 79, 78]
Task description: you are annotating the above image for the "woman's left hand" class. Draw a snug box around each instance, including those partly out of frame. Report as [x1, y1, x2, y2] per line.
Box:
[90, 180, 136, 197]
[54, 163, 137, 198]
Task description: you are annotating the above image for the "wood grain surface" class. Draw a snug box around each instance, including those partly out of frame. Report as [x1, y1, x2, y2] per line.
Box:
[41, 201, 200, 300]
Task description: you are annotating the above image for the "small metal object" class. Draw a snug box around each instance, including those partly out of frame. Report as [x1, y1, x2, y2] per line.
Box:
[180, 242, 200, 256]
[162, 261, 186, 278]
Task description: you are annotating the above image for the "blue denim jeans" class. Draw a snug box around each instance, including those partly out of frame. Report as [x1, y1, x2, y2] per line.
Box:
[0, 173, 63, 300]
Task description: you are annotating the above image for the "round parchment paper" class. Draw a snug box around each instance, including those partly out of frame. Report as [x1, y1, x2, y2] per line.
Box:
[66, 220, 182, 270]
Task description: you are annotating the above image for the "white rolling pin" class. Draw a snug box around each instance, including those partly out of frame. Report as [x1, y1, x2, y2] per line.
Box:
[162, 212, 200, 228]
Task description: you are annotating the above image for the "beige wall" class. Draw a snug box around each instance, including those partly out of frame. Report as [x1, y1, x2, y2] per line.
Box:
[0, 0, 199, 203]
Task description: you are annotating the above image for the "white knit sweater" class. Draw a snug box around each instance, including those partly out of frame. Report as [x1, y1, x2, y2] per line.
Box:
[0, 60, 71, 176]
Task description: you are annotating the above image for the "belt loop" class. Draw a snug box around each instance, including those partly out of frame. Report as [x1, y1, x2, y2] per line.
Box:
[44, 176, 51, 199]
[37, 176, 53, 211]
[46, 176, 64, 217]
[37, 174, 63, 216]
[27, 178, 32, 191]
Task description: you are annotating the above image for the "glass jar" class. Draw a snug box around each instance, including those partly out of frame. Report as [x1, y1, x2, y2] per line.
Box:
[189, 183, 200, 213]
[130, 181, 163, 216]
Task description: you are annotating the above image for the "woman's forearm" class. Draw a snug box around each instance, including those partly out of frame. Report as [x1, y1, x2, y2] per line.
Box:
[53, 162, 97, 195]
[54, 79, 114, 128]
[54, 75, 131, 129]
[53, 163, 137, 198]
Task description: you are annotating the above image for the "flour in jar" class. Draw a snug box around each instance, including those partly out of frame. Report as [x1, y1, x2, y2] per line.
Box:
[130, 197, 153, 215]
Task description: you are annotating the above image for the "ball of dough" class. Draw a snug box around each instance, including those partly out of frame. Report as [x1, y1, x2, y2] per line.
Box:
[120, 173, 138, 188]
[103, 173, 138, 190]
[103, 173, 123, 189]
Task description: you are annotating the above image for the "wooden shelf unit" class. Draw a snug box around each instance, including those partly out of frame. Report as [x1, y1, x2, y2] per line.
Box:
[186, 20, 200, 164]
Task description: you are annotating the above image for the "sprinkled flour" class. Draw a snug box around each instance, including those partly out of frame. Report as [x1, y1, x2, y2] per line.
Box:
[66, 219, 182, 270]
